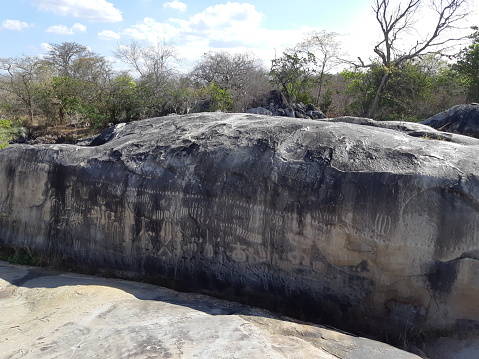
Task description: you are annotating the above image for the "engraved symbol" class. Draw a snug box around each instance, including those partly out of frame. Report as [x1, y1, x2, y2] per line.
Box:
[160, 220, 173, 244]
[270, 214, 284, 225]
[287, 250, 310, 266]
[204, 243, 214, 259]
[78, 185, 89, 199]
[375, 214, 392, 235]
[348, 260, 369, 273]
[65, 187, 73, 210]
[231, 243, 247, 262]
[158, 246, 172, 260]
[163, 210, 172, 220]
[185, 240, 199, 252]
[50, 196, 61, 212]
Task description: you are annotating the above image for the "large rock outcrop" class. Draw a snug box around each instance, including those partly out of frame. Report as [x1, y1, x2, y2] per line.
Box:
[421, 103, 479, 138]
[1, 112, 479, 348]
[0, 261, 421, 359]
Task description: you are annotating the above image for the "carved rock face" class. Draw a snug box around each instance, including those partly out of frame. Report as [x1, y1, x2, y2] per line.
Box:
[1, 112, 479, 343]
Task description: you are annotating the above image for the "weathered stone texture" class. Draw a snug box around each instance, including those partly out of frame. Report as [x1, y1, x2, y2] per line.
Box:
[421, 103, 479, 138]
[1, 112, 479, 343]
[0, 261, 422, 359]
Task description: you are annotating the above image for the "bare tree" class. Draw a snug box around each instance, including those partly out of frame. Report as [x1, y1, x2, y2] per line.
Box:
[0, 56, 41, 123]
[297, 30, 345, 104]
[113, 39, 181, 116]
[192, 51, 260, 90]
[44, 41, 112, 86]
[45, 42, 91, 77]
[113, 39, 179, 81]
[366, 0, 469, 118]
[192, 51, 270, 111]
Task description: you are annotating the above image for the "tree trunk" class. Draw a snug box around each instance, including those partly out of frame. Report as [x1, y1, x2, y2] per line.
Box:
[316, 62, 327, 105]
[316, 71, 324, 105]
[367, 72, 391, 119]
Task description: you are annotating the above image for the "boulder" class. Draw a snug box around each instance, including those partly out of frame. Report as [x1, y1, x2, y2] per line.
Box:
[421, 103, 479, 138]
[0, 261, 421, 359]
[247, 90, 326, 119]
[246, 107, 273, 116]
[89, 122, 127, 146]
[1, 112, 479, 350]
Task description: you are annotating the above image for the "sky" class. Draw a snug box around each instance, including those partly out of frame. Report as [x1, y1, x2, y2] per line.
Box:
[1, 0, 478, 72]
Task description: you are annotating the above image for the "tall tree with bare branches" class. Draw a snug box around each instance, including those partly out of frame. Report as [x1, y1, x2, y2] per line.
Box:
[297, 30, 345, 105]
[366, 0, 469, 118]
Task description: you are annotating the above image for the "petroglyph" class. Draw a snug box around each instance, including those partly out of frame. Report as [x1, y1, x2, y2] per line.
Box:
[2, 112, 479, 341]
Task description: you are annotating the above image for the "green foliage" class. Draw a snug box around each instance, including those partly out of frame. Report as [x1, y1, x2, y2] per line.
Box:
[166, 78, 196, 114]
[270, 50, 316, 103]
[453, 26, 479, 102]
[340, 60, 447, 121]
[340, 68, 376, 115]
[0, 119, 12, 148]
[198, 81, 234, 112]
[50, 76, 107, 128]
[0, 118, 27, 148]
[318, 88, 333, 113]
[209, 82, 233, 111]
[0, 245, 43, 266]
[0, 38, 472, 136]
[105, 75, 142, 123]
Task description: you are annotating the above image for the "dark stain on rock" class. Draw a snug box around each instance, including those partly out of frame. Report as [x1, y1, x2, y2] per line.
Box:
[426, 260, 457, 294]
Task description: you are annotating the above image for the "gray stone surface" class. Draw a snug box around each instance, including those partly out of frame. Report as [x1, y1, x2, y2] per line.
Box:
[1, 112, 479, 345]
[421, 103, 479, 138]
[246, 90, 326, 119]
[0, 261, 421, 359]
[246, 107, 273, 116]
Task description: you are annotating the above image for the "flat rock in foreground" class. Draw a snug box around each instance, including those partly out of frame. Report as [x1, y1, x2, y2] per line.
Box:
[0, 261, 420, 359]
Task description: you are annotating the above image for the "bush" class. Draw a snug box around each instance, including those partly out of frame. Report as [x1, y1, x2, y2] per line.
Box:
[0, 118, 29, 147]
[0, 119, 13, 148]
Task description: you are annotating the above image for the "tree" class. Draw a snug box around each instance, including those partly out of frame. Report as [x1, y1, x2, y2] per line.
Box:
[45, 42, 93, 78]
[296, 30, 345, 105]
[191, 51, 270, 112]
[454, 26, 479, 101]
[114, 39, 180, 116]
[104, 74, 142, 123]
[0, 119, 12, 148]
[270, 49, 316, 104]
[114, 39, 178, 80]
[341, 56, 461, 121]
[0, 56, 42, 123]
[365, 0, 469, 118]
[41, 42, 113, 127]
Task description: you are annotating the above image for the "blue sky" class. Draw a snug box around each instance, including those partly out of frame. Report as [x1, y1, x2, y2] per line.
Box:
[1, 0, 477, 70]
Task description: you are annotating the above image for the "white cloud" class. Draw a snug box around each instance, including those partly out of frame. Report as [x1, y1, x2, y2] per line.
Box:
[123, 17, 180, 42]
[40, 43, 53, 53]
[98, 29, 120, 40]
[46, 22, 86, 35]
[163, 0, 187, 12]
[72, 23, 86, 33]
[187, 2, 264, 40]
[124, 3, 266, 47]
[31, 0, 122, 22]
[1, 19, 32, 31]
[121, 2, 316, 67]
[46, 25, 72, 34]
